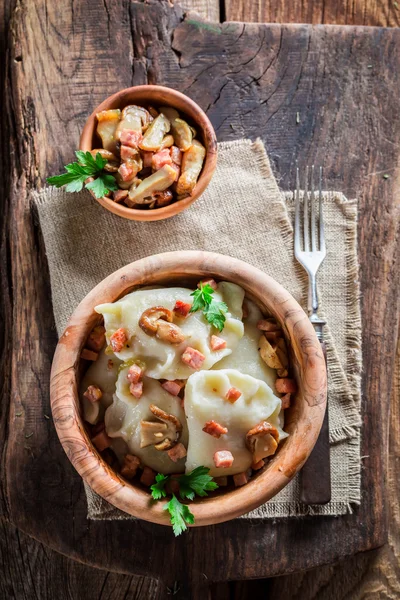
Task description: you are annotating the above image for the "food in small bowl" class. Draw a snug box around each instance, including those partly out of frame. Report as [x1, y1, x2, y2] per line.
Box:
[50, 252, 327, 531]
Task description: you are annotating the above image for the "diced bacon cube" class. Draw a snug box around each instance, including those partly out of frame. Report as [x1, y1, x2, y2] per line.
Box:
[110, 328, 128, 352]
[225, 387, 242, 403]
[81, 348, 98, 361]
[92, 421, 105, 435]
[251, 459, 265, 470]
[127, 364, 143, 384]
[129, 381, 143, 399]
[92, 430, 112, 452]
[152, 190, 173, 207]
[170, 146, 182, 165]
[119, 129, 143, 148]
[275, 378, 297, 394]
[83, 385, 102, 403]
[214, 476, 228, 486]
[181, 347, 205, 370]
[86, 325, 106, 352]
[203, 420, 228, 438]
[142, 151, 153, 168]
[210, 335, 227, 351]
[121, 454, 140, 479]
[264, 330, 282, 343]
[140, 466, 156, 487]
[198, 278, 217, 291]
[120, 145, 140, 161]
[173, 300, 192, 318]
[167, 443, 187, 462]
[214, 450, 234, 468]
[161, 380, 184, 396]
[118, 162, 135, 182]
[114, 189, 129, 203]
[151, 148, 173, 171]
[233, 472, 249, 487]
[281, 393, 291, 409]
[166, 474, 180, 495]
[257, 319, 281, 332]
[170, 162, 180, 182]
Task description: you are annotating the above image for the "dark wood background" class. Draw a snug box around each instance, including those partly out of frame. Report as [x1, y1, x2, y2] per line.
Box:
[1, 0, 399, 598]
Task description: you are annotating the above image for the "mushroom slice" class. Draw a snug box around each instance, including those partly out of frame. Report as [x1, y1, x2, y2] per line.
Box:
[160, 107, 193, 152]
[139, 113, 171, 152]
[127, 165, 176, 205]
[159, 134, 175, 150]
[245, 421, 279, 463]
[89, 149, 119, 172]
[96, 109, 121, 153]
[156, 320, 185, 344]
[258, 335, 285, 370]
[140, 404, 182, 450]
[176, 140, 206, 197]
[116, 105, 153, 140]
[138, 306, 184, 344]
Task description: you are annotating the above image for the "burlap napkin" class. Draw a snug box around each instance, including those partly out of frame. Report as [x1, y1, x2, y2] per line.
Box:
[33, 139, 362, 519]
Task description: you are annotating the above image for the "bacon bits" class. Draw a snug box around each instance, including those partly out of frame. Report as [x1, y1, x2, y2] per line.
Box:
[167, 443, 187, 462]
[225, 387, 242, 403]
[92, 430, 112, 452]
[161, 380, 184, 396]
[181, 347, 206, 369]
[198, 278, 217, 290]
[113, 189, 129, 203]
[120, 145, 139, 161]
[120, 454, 140, 479]
[151, 148, 173, 171]
[251, 459, 265, 470]
[127, 364, 143, 384]
[166, 474, 180, 495]
[118, 162, 135, 182]
[86, 325, 106, 352]
[210, 335, 227, 351]
[140, 466, 156, 487]
[129, 381, 143, 399]
[257, 319, 281, 332]
[213, 450, 234, 468]
[173, 300, 192, 318]
[214, 476, 228, 486]
[142, 151, 153, 168]
[83, 385, 102, 403]
[119, 129, 142, 148]
[203, 420, 228, 439]
[80, 348, 98, 361]
[110, 328, 128, 352]
[233, 472, 249, 487]
[281, 393, 291, 409]
[275, 378, 297, 394]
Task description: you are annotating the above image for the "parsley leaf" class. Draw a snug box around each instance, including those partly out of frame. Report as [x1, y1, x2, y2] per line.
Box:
[46, 151, 116, 199]
[178, 466, 218, 500]
[150, 473, 169, 500]
[204, 301, 228, 332]
[164, 494, 195, 536]
[190, 284, 215, 312]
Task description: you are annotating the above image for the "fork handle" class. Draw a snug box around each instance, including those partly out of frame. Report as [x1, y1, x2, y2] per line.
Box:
[299, 341, 331, 505]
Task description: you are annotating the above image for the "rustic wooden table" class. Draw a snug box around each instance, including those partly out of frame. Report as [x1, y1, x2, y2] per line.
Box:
[1, 1, 399, 598]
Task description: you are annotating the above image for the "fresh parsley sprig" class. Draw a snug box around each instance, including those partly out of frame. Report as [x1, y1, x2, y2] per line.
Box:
[150, 466, 218, 536]
[47, 151, 118, 199]
[189, 284, 228, 332]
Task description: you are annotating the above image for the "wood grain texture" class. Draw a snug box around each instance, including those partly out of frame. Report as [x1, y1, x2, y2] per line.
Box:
[1, 0, 399, 594]
[50, 251, 326, 525]
[183, 0, 220, 21]
[224, 0, 400, 27]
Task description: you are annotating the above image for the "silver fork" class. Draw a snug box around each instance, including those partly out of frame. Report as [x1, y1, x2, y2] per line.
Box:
[294, 165, 331, 504]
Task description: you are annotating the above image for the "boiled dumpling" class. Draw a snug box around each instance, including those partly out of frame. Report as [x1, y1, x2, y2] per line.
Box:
[80, 348, 121, 424]
[95, 284, 244, 380]
[213, 299, 276, 388]
[184, 369, 287, 477]
[105, 366, 188, 474]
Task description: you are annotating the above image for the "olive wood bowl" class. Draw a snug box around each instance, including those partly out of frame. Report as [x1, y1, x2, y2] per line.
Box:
[50, 251, 327, 526]
[80, 85, 217, 222]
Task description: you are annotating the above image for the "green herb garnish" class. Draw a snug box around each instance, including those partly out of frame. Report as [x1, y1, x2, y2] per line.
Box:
[190, 284, 228, 332]
[150, 466, 219, 536]
[47, 151, 118, 198]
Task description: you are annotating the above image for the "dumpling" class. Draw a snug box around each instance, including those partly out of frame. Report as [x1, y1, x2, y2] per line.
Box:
[80, 348, 121, 424]
[184, 369, 287, 477]
[213, 299, 276, 388]
[95, 283, 244, 380]
[105, 366, 188, 474]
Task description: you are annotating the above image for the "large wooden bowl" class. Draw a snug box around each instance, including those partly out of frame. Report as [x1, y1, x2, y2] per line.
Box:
[50, 251, 327, 526]
[80, 85, 217, 222]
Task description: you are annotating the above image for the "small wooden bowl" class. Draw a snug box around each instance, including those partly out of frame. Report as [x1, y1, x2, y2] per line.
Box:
[50, 251, 327, 526]
[80, 86, 217, 221]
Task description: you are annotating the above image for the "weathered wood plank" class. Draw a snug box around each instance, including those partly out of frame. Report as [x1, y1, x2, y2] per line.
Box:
[1, 0, 399, 591]
[183, 0, 220, 21]
[224, 0, 400, 27]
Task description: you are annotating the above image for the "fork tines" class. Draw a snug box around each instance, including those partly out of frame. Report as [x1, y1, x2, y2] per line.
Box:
[294, 165, 326, 257]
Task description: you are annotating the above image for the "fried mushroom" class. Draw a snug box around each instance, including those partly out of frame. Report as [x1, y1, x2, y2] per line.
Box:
[140, 404, 182, 450]
[245, 421, 279, 463]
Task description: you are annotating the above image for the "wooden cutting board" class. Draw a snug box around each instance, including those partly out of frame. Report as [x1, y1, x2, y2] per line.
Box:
[1, 0, 399, 596]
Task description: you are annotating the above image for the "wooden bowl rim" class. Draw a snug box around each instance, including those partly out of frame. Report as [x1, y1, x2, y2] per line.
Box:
[79, 85, 218, 222]
[50, 251, 327, 527]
